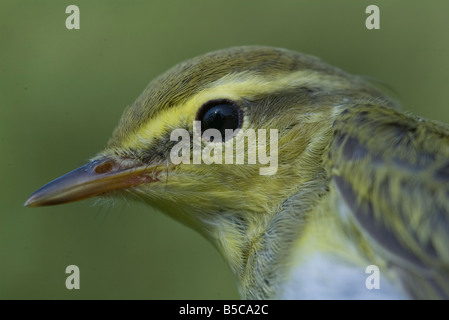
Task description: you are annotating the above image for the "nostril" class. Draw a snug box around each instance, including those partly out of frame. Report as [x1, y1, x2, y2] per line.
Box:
[94, 161, 114, 174]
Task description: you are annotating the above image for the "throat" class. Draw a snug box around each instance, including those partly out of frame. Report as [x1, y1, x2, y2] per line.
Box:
[204, 188, 407, 299]
[203, 211, 292, 299]
[205, 174, 332, 299]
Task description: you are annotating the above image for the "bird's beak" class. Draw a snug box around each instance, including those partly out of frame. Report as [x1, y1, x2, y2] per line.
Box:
[24, 158, 157, 207]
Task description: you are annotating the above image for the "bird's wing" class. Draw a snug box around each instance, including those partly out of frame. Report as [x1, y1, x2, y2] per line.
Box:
[329, 104, 449, 299]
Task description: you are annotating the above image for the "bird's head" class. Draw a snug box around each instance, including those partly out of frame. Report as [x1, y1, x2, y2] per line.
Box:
[25, 46, 389, 284]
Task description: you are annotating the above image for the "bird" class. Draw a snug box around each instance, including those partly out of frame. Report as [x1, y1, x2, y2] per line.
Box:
[25, 46, 449, 299]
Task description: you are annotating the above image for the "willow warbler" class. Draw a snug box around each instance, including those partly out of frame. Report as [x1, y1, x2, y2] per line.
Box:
[25, 46, 449, 299]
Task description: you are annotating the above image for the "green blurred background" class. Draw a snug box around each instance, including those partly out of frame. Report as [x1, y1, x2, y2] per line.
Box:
[1, 0, 448, 299]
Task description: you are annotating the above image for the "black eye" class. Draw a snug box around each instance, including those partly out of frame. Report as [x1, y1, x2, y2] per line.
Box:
[196, 99, 243, 142]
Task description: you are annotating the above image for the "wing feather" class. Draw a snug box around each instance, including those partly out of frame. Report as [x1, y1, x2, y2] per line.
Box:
[330, 104, 449, 298]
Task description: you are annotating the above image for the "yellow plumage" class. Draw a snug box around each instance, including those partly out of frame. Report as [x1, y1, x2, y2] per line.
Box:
[25, 46, 449, 299]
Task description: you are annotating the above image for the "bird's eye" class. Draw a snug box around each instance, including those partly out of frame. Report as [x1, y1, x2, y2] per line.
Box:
[196, 99, 243, 142]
